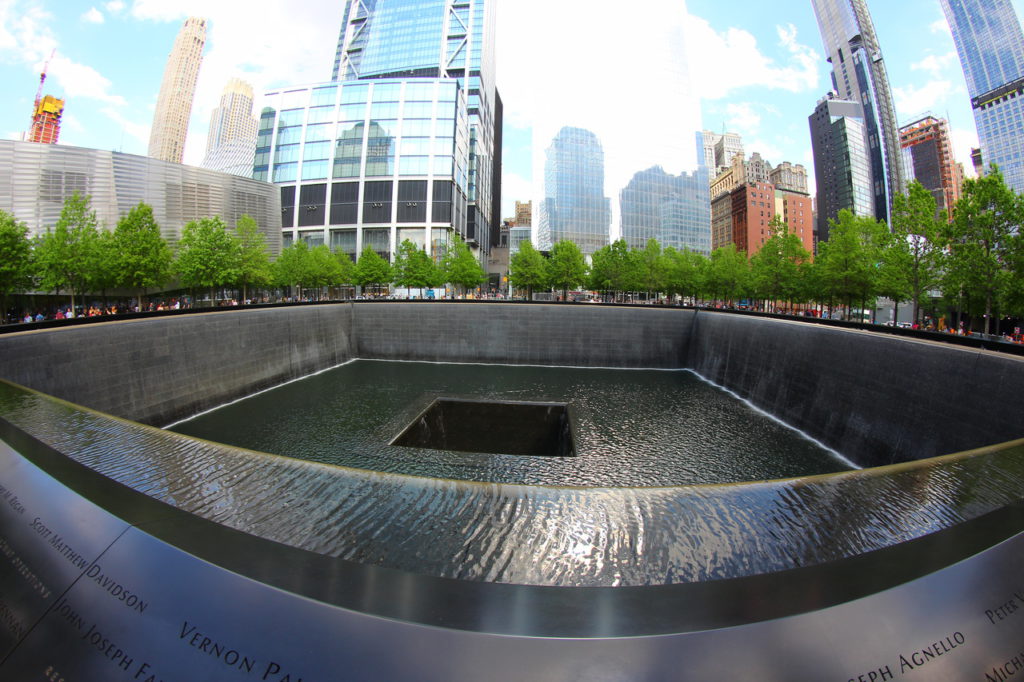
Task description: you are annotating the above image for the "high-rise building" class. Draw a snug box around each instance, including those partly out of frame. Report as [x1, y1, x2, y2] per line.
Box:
[330, 0, 499, 258]
[809, 94, 875, 241]
[941, 0, 1024, 193]
[148, 17, 206, 165]
[811, 0, 904, 224]
[28, 96, 64, 145]
[701, 130, 744, 179]
[202, 78, 259, 178]
[257, 79, 471, 262]
[620, 164, 710, 256]
[538, 126, 611, 255]
[899, 115, 962, 215]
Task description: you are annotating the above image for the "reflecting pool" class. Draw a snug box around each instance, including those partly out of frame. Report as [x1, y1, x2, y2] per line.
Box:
[170, 360, 851, 486]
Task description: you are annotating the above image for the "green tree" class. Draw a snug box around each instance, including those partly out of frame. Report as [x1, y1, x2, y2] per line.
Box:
[816, 210, 886, 320]
[274, 240, 311, 296]
[640, 238, 667, 298]
[91, 228, 121, 308]
[112, 202, 173, 310]
[234, 215, 273, 302]
[353, 245, 393, 296]
[941, 167, 1022, 334]
[591, 240, 646, 300]
[662, 247, 707, 304]
[882, 181, 944, 326]
[750, 217, 810, 310]
[335, 251, 356, 290]
[442, 234, 487, 295]
[546, 239, 588, 300]
[508, 239, 548, 300]
[176, 216, 241, 304]
[706, 244, 750, 304]
[307, 244, 344, 299]
[34, 192, 102, 311]
[392, 239, 441, 294]
[0, 210, 33, 321]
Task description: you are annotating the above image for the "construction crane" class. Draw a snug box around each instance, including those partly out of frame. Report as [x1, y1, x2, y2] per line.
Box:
[27, 49, 64, 144]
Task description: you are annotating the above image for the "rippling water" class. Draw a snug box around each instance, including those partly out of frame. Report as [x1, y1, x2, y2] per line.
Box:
[169, 360, 851, 486]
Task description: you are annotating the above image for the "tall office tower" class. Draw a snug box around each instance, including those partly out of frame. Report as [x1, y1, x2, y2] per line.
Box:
[202, 78, 259, 177]
[148, 17, 207, 164]
[701, 130, 744, 178]
[620, 166, 710, 255]
[941, 0, 1024, 193]
[899, 115, 962, 215]
[811, 0, 904, 224]
[809, 94, 875, 241]
[331, 0, 500, 258]
[538, 126, 611, 255]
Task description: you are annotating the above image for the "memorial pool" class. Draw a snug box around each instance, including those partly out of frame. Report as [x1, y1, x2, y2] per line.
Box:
[170, 360, 851, 486]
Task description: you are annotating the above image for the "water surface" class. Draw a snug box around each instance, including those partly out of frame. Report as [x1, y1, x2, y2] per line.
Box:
[170, 360, 851, 486]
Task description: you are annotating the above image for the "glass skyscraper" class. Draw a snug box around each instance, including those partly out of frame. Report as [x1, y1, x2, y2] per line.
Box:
[810, 95, 875, 241]
[810, 0, 904, 225]
[538, 127, 611, 256]
[331, 0, 499, 256]
[620, 163, 710, 256]
[941, 0, 1024, 193]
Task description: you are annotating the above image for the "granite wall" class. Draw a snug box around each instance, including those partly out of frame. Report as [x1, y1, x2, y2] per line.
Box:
[0, 305, 357, 426]
[0, 303, 1021, 468]
[687, 313, 1024, 467]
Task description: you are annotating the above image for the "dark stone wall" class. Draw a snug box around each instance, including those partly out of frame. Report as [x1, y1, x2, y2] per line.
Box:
[354, 303, 694, 368]
[0, 306, 357, 426]
[687, 313, 1024, 467]
[1, 303, 1021, 467]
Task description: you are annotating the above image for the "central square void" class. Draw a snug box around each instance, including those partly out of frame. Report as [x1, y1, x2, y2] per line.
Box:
[392, 398, 576, 457]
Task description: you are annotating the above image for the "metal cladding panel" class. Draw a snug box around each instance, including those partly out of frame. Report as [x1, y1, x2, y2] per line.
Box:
[0, 139, 281, 256]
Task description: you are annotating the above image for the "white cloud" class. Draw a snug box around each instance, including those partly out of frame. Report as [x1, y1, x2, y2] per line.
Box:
[930, 18, 949, 34]
[500, 171, 531, 218]
[119, 1, 343, 164]
[104, 0, 125, 11]
[497, 0, 702, 222]
[684, 19, 820, 100]
[60, 111, 84, 133]
[725, 103, 763, 134]
[893, 80, 957, 119]
[49, 54, 126, 105]
[82, 7, 104, 24]
[101, 106, 149, 146]
[0, 1, 125, 106]
[950, 126, 980, 174]
[911, 52, 957, 79]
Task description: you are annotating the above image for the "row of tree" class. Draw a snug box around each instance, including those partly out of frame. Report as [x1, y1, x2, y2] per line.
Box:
[0, 192, 490, 317]
[507, 173, 1024, 333]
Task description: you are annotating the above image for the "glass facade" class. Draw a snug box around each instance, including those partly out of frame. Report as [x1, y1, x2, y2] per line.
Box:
[810, 96, 874, 241]
[811, 0, 904, 224]
[942, 0, 1024, 193]
[331, 0, 499, 261]
[538, 127, 611, 255]
[259, 79, 470, 258]
[620, 158, 711, 256]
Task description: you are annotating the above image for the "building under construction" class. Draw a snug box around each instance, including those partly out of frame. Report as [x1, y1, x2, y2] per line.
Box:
[27, 53, 63, 145]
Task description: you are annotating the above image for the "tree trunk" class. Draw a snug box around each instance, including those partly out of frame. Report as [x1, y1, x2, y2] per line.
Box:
[985, 291, 993, 335]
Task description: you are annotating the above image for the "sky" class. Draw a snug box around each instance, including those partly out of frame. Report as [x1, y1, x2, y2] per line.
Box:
[1, 0, 1020, 225]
